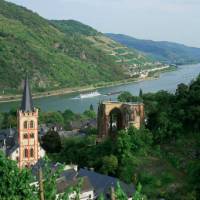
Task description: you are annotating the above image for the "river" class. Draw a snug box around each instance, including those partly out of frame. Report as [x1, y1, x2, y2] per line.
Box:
[0, 64, 200, 113]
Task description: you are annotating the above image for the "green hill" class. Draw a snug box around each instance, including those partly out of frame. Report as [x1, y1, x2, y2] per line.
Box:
[106, 33, 200, 64]
[0, 0, 158, 94]
[52, 20, 160, 76]
[51, 20, 100, 36]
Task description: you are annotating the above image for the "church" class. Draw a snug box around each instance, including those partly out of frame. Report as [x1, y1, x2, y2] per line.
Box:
[2, 76, 45, 168]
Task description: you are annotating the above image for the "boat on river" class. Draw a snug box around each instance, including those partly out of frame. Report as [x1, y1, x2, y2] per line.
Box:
[79, 91, 101, 99]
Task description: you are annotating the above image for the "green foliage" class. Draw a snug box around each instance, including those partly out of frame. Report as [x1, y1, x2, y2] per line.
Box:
[51, 20, 99, 36]
[144, 75, 200, 143]
[98, 193, 105, 200]
[41, 112, 64, 126]
[89, 104, 94, 111]
[118, 154, 140, 183]
[0, 108, 17, 128]
[118, 91, 143, 103]
[133, 183, 147, 200]
[42, 130, 62, 153]
[0, 148, 84, 200]
[0, 0, 125, 93]
[139, 88, 143, 97]
[83, 109, 96, 119]
[118, 91, 133, 102]
[115, 182, 128, 200]
[0, 151, 37, 200]
[100, 155, 118, 175]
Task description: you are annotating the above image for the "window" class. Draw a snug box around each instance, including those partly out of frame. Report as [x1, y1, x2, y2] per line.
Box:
[23, 133, 28, 139]
[24, 121, 28, 129]
[24, 149, 28, 158]
[30, 121, 34, 129]
[30, 133, 34, 138]
[30, 148, 34, 157]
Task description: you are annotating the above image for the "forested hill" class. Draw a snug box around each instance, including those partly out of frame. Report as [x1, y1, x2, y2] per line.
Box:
[106, 33, 200, 65]
[0, 0, 156, 94]
[50, 20, 100, 36]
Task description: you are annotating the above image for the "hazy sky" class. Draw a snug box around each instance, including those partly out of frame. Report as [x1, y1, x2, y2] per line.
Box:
[7, 0, 200, 47]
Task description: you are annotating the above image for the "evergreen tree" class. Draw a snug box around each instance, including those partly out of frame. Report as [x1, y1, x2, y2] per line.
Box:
[115, 182, 128, 200]
[90, 104, 94, 111]
[139, 88, 143, 97]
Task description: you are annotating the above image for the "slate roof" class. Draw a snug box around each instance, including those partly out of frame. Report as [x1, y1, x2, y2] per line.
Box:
[56, 176, 93, 194]
[78, 168, 135, 199]
[0, 128, 18, 156]
[21, 75, 34, 112]
[6, 143, 19, 156]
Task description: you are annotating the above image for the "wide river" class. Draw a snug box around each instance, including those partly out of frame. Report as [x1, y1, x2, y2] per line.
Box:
[0, 64, 200, 113]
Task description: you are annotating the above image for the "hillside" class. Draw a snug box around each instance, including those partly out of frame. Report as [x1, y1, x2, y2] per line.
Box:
[51, 20, 100, 36]
[52, 20, 161, 77]
[0, 0, 126, 94]
[0, 0, 158, 95]
[106, 33, 200, 64]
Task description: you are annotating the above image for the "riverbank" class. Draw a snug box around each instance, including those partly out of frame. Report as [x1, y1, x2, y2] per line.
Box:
[0, 63, 199, 113]
[0, 77, 154, 103]
[0, 66, 175, 103]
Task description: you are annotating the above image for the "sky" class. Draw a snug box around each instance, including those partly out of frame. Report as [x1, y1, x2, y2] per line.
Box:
[7, 0, 200, 48]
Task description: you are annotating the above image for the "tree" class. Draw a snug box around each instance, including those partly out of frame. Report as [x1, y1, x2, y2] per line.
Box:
[0, 151, 83, 200]
[98, 193, 105, 200]
[132, 183, 147, 200]
[116, 130, 132, 161]
[100, 155, 118, 175]
[0, 151, 37, 200]
[0, 112, 5, 128]
[115, 182, 128, 200]
[139, 88, 143, 97]
[175, 83, 188, 99]
[42, 130, 62, 153]
[44, 112, 64, 126]
[63, 109, 76, 121]
[83, 110, 96, 119]
[119, 154, 139, 183]
[118, 91, 133, 102]
[90, 104, 94, 111]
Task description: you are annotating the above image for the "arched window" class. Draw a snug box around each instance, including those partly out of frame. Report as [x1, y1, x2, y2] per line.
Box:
[24, 121, 28, 129]
[30, 133, 34, 139]
[24, 148, 28, 158]
[30, 148, 34, 157]
[23, 133, 28, 139]
[30, 121, 34, 129]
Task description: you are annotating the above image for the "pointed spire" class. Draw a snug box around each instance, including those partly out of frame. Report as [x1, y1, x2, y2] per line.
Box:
[21, 74, 34, 112]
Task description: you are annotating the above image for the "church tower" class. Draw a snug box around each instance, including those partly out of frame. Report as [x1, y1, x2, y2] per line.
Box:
[17, 75, 45, 168]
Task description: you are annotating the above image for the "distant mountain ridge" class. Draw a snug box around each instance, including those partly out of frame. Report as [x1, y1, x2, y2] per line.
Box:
[106, 33, 200, 64]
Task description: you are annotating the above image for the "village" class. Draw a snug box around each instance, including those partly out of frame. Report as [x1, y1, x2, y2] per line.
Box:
[0, 76, 145, 200]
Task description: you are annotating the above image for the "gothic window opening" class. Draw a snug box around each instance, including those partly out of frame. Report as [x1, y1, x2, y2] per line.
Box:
[24, 121, 28, 129]
[30, 148, 34, 158]
[23, 133, 28, 139]
[30, 133, 34, 138]
[30, 120, 34, 129]
[109, 108, 123, 134]
[24, 148, 28, 158]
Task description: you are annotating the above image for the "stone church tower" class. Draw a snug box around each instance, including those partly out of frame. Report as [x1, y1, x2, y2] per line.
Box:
[17, 76, 45, 168]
